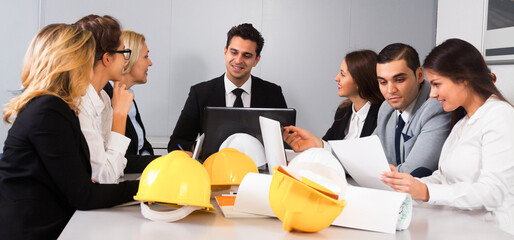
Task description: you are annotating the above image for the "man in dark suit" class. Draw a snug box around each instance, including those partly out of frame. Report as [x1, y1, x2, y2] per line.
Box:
[167, 23, 287, 153]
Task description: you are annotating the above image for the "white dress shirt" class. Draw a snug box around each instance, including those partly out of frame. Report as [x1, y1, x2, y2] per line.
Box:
[419, 96, 514, 234]
[224, 74, 252, 107]
[78, 84, 130, 183]
[344, 102, 371, 140]
[323, 101, 371, 151]
[395, 97, 417, 126]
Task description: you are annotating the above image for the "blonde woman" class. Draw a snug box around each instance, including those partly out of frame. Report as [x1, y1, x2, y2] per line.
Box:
[0, 24, 138, 239]
[103, 30, 158, 173]
[75, 15, 135, 183]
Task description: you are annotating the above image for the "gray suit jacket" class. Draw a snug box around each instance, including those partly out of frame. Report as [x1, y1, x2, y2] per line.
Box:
[374, 80, 451, 177]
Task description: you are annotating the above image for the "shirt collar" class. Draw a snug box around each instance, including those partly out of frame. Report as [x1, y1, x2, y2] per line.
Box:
[84, 84, 106, 116]
[224, 73, 252, 95]
[353, 101, 371, 121]
[396, 98, 417, 123]
[466, 95, 498, 124]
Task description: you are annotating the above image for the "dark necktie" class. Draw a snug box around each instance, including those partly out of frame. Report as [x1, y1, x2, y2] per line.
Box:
[395, 114, 405, 165]
[232, 88, 244, 107]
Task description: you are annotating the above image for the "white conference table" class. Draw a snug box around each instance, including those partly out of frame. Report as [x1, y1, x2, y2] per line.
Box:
[59, 176, 512, 240]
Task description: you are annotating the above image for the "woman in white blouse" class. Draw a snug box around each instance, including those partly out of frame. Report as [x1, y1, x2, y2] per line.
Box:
[283, 50, 384, 151]
[381, 38, 514, 234]
[75, 15, 135, 183]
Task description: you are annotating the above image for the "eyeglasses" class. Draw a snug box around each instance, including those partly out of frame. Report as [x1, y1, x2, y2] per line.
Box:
[98, 49, 132, 60]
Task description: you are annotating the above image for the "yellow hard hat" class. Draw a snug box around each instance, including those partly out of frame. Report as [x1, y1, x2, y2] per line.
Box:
[134, 151, 214, 211]
[269, 167, 346, 232]
[203, 148, 258, 186]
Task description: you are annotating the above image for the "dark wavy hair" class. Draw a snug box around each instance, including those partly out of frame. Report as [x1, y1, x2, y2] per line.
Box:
[423, 38, 511, 126]
[75, 14, 122, 62]
[338, 50, 384, 110]
[226, 23, 264, 56]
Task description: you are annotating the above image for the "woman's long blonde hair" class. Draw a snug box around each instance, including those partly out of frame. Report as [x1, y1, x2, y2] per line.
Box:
[3, 24, 95, 123]
[121, 30, 146, 74]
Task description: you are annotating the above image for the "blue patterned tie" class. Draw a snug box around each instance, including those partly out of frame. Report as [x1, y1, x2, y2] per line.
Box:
[395, 114, 405, 165]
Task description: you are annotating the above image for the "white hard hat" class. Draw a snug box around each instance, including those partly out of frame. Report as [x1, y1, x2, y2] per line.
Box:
[287, 148, 347, 198]
[219, 133, 267, 167]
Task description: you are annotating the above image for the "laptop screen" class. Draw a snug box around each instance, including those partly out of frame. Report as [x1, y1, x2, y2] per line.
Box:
[200, 107, 296, 161]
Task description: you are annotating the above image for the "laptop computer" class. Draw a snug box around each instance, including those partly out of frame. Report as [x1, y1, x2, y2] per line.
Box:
[200, 107, 296, 162]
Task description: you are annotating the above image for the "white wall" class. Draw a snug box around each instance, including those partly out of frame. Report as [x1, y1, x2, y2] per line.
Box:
[436, 0, 514, 103]
[0, 0, 40, 149]
[0, 0, 437, 150]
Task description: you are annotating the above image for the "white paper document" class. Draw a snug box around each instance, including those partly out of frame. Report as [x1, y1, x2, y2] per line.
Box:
[329, 135, 392, 191]
[259, 116, 287, 174]
[332, 185, 409, 234]
[215, 195, 268, 219]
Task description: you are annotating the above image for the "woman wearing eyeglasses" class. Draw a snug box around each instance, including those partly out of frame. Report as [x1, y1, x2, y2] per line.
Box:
[0, 24, 138, 239]
[103, 30, 159, 173]
[74, 15, 135, 183]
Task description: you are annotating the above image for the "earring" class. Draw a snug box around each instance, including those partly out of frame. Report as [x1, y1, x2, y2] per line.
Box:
[489, 72, 497, 83]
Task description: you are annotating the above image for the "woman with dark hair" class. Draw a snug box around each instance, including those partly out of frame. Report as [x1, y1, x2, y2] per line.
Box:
[381, 38, 514, 234]
[75, 15, 135, 183]
[0, 24, 138, 239]
[283, 50, 384, 152]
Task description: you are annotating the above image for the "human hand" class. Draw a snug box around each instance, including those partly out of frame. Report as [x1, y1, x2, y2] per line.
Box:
[282, 125, 323, 152]
[111, 81, 134, 116]
[182, 151, 193, 158]
[381, 164, 429, 201]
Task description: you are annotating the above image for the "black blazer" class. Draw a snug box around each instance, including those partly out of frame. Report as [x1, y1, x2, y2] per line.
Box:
[0, 95, 138, 239]
[168, 74, 288, 152]
[103, 83, 158, 173]
[103, 83, 154, 155]
[322, 103, 381, 141]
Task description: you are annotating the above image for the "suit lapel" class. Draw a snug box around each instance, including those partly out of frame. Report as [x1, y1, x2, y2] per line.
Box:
[360, 103, 380, 137]
[134, 101, 145, 137]
[385, 110, 397, 157]
[337, 107, 352, 139]
[403, 80, 430, 137]
[250, 76, 263, 107]
[410, 80, 430, 118]
[208, 75, 226, 107]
